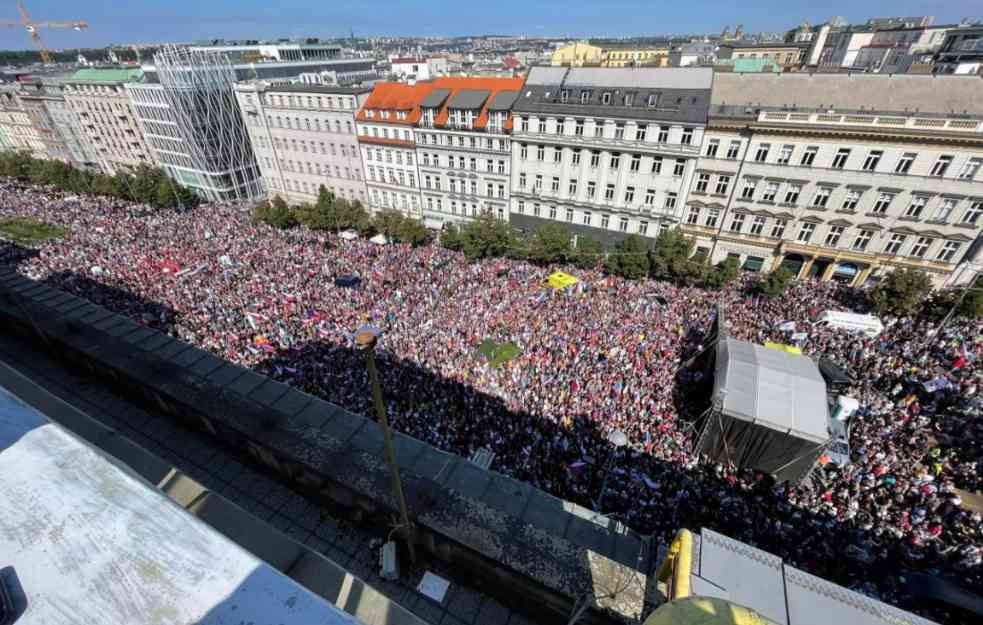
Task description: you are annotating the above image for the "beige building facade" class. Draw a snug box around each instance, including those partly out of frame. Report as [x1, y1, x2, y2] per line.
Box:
[0, 88, 46, 157]
[551, 42, 604, 67]
[601, 45, 670, 67]
[234, 82, 371, 205]
[63, 69, 152, 176]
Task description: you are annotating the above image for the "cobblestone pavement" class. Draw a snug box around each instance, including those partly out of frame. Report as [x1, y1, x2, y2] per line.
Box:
[0, 332, 539, 625]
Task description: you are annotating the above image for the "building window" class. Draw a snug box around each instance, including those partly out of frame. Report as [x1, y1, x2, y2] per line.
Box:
[705, 139, 719, 157]
[639, 221, 649, 235]
[726, 140, 741, 159]
[619, 216, 629, 232]
[872, 192, 894, 214]
[740, 179, 757, 199]
[681, 128, 693, 145]
[652, 156, 663, 174]
[729, 213, 746, 233]
[554, 148, 563, 163]
[958, 157, 981, 180]
[841, 189, 861, 211]
[665, 192, 677, 210]
[770, 219, 787, 238]
[777, 144, 793, 165]
[537, 119, 547, 133]
[594, 122, 604, 138]
[658, 126, 669, 142]
[519, 144, 528, 160]
[583, 211, 592, 225]
[749, 215, 765, 235]
[800, 146, 818, 167]
[587, 181, 596, 198]
[518, 173, 526, 188]
[601, 214, 610, 229]
[636, 124, 647, 141]
[575, 119, 584, 136]
[784, 184, 801, 204]
[610, 153, 621, 169]
[605, 184, 616, 200]
[549, 205, 557, 219]
[673, 159, 686, 177]
[933, 198, 958, 223]
[630, 154, 641, 172]
[601, 92, 612, 105]
[759, 181, 778, 202]
[825, 226, 844, 247]
[534, 174, 543, 191]
[571, 150, 581, 165]
[895, 152, 915, 174]
[516, 200, 525, 214]
[566, 208, 574, 222]
[715, 175, 730, 195]
[551, 177, 560, 193]
[624, 186, 635, 204]
[831, 148, 851, 169]
[852, 230, 873, 251]
[686, 207, 700, 224]
[796, 222, 816, 243]
[885, 233, 907, 255]
[931, 155, 953, 177]
[812, 187, 832, 207]
[695, 173, 711, 193]
[705, 209, 720, 228]
[962, 200, 983, 224]
[936, 241, 961, 263]
[520, 117, 529, 132]
[590, 151, 600, 167]
[569, 179, 578, 195]
[754, 143, 770, 162]
[862, 150, 883, 172]
[905, 196, 927, 218]
[614, 123, 625, 140]
[911, 236, 931, 258]
[537, 145, 545, 160]
[581, 91, 590, 104]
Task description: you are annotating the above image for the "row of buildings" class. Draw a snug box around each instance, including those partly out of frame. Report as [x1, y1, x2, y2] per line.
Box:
[550, 18, 983, 75]
[0, 43, 980, 289]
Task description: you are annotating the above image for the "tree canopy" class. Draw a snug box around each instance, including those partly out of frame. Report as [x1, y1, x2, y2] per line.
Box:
[870, 268, 933, 316]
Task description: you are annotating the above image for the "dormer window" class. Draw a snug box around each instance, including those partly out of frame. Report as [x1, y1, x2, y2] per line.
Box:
[601, 92, 612, 105]
[381, 110, 390, 119]
[422, 107, 435, 127]
[366, 109, 375, 118]
[647, 94, 658, 107]
[560, 90, 569, 103]
[580, 90, 591, 104]
[624, 93, 634, 107]
[396, 111, 407, 120]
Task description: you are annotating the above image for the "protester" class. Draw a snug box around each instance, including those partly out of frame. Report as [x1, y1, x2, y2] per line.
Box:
[2, 181, 981, 619]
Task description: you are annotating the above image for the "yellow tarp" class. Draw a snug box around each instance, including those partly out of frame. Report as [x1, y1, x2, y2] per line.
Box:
[764, 342, 802, 355]
[546, 271, 579, 289]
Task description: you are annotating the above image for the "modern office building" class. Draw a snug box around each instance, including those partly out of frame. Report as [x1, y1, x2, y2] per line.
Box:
[508, 66, 712, 245]
[684, 72, 983, 288]
[415, 76, 523, 227]
[128, 45, 376, 202]
[234, 82, 371, 204]
[62, 68, 152, 175]
[355, 81, 430, 217]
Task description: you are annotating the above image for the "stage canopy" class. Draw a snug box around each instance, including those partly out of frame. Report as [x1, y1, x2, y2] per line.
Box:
[546, 271, 578, 289]
[696, 337, 830, 483]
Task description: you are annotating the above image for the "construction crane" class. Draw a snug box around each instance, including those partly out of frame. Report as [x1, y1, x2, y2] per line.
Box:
[0, 1, 88, 64]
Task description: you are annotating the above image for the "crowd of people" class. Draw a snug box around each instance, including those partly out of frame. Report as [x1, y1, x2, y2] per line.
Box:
[2, 181, 981, 622]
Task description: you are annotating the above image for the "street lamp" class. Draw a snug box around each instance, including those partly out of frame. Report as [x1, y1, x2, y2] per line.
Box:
[355, 324, 416, 564]
[593, 428, 628, 513]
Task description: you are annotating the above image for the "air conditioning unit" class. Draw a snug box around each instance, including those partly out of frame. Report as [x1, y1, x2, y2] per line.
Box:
[380, 541, 399, 581]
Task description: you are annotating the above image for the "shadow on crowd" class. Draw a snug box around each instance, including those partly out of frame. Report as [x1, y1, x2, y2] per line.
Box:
[0, 247, 975, 624]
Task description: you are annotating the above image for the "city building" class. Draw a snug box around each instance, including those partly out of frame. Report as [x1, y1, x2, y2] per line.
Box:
[128, 45, 376, 202]
[668, 42, 718, 67]
[187, 39, 348, 63]
[16, 78, 75, 164]
[716, 42, 810, 70]
[598, 42, 671, 67]
[389, 56, 450, 81]
[810, 21, 953, 72]
[414, 76, 523, 227]
[234, 82, 371, 205]
[0, 86, 46, 157]
[684, 72, 983, 288]
[509, 66, 712, 245]
[933, 26, 983, 75]
[550, 41, 603, 67]
[355, 81, 430, 217]
[36, 77, 100, 170]
[62, 68, 151, 175]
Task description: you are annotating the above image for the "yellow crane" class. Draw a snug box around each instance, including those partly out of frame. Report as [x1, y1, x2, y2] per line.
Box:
[0, 1, 88, 64]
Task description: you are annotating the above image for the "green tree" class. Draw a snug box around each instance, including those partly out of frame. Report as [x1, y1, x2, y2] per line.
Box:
[528, 223, 572, 265]
[649, 228, 696, 281]
[605, 234, 650, 280]
[460, 211, 513, 261]
[870, 267, 932, 316]
[440, 223, 464, 251]
[253, 195, 297, 229]
[755, 267, 794, 298]
[572, 236, 605, 270]
[396, 217, 434, 247]
[372, 208, 407, 240]
[295, 187, 336, 230]
[333, 199, 371, 233]
[703, 256, 740, 289]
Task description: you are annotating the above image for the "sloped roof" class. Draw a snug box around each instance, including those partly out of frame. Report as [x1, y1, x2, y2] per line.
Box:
[428, 76, 525, 131]
[713, 337, 829, 443]
[488, 90, 519, 110]
[67, 68, 143, 83]
[355, 81, 436, 124]
[421, 88, 452, 108]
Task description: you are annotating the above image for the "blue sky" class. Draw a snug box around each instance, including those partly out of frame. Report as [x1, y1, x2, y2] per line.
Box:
[1, 0, 979, 49]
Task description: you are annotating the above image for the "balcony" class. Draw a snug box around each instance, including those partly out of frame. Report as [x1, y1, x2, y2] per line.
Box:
[758, 110, 983, 134]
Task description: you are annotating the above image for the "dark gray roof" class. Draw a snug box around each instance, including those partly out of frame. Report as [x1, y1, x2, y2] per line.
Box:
[421, 88, 451, 108]
[487, 89, 519, 111]
[447, 89, 490, 110]
[266, 84, 372, 95]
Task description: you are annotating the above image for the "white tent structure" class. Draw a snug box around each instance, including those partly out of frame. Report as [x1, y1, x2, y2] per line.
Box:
[339, 230, 358, 241]
[694, 337, 831, 483]
[369, 234, 389, 245]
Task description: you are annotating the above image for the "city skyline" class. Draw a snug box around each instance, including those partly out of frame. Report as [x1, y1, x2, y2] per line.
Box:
[0, 0, 979, 50]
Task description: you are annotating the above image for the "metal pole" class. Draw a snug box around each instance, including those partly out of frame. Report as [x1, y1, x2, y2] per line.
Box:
[593, 448, 617, 512]
[356, 330, 416, 564]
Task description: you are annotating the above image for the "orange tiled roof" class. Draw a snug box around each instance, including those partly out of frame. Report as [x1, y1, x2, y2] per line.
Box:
[356, 76, 526, 131]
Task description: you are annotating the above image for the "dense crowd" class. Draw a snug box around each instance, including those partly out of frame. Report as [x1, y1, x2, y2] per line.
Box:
[2, 181, 981, 621]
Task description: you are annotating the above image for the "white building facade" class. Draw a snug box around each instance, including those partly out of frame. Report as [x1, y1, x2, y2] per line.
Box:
[234, 82, 370, 205]
[508, 66, 712, 245]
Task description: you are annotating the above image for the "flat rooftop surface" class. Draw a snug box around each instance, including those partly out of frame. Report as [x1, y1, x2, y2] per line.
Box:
[0, 382, 364, 625]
